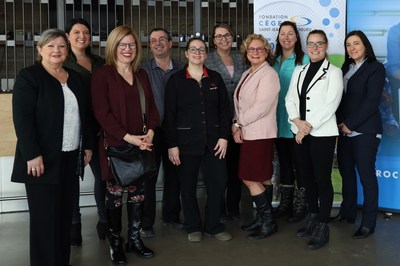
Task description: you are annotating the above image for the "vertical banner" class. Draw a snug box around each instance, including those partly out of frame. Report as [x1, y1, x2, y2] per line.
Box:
[347, 0, 400, 210]
[253, 0, 347, 67]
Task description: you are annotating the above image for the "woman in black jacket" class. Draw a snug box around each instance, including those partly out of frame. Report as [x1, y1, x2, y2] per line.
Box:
[335, 30, 385, 239]
[12, 29, 93, 266]
[164, 37, 231, 242]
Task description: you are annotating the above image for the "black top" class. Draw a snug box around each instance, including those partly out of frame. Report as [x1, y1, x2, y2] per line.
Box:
[300, 59, 324, 120]
[163, 66, 230, 155]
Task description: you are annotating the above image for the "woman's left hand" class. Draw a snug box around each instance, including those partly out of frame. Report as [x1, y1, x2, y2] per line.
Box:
[214, 138, 228, 159]
[84, 149, 93, 166]
[143, 129, 155, 144]
[295, 132, 305, 144]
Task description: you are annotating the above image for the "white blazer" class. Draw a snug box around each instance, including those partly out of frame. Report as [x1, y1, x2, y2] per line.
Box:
[285, 59, 343, 137]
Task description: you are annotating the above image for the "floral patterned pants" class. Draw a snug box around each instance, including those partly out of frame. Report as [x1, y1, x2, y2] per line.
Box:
[105, 178, 145, 209]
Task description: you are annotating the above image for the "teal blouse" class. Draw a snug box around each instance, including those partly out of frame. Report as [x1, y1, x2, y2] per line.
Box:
[273, 53, 310, 138]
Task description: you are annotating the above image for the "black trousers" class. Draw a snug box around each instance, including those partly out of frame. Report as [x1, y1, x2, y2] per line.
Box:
[178, 148, 227, 234]
[223, 135, 242, 214]
[294, 135, 336, 223]
[25, 150, 78, 266]
[142, 127, 182, 229]
[276, 137, 303, 187]
[72, 147, 107, 224]
[337, 134, 380, 229]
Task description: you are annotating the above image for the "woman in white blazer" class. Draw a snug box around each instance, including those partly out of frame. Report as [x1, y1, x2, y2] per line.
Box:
[285, 30, 343, 250]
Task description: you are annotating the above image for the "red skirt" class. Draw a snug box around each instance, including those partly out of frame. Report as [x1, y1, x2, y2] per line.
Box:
[238, 138, 274, 182]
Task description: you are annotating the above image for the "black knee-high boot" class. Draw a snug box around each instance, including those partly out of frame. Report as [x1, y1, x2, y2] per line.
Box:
[107, 207, 127, 265]
[125, 202, 154, 258]
[248, 185, 278, 240]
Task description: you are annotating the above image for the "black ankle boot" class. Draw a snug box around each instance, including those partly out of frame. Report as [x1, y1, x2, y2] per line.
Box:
[287, 187, 307, 223]
[297, 212, 319, 237]
[274, 185, 294, 218]
[125, 202, 154, 259]
[248, 186, 278, 240]
[107, 207, 127, 265]
[307, 223, 329, 250]
[70, 223, 82, 247]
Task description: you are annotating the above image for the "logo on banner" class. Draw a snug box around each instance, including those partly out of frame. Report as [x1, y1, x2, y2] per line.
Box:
[289, 16, 312, 26]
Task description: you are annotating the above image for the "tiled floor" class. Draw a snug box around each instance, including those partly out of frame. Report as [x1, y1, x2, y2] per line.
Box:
[0, 196, 399, 266]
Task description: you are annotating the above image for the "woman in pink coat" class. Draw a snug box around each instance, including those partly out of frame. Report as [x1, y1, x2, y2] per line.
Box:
[232, 34, 280, 240]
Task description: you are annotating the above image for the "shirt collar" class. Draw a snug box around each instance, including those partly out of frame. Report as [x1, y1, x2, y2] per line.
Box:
[185, 66, 209, 79]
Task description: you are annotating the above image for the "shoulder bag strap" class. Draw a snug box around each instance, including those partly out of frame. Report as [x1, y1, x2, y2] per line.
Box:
[135, 75, 148, 134]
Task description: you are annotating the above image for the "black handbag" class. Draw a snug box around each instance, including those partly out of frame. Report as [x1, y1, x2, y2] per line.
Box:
[106, 143, 157, 188]
[104, 75, 157, 188]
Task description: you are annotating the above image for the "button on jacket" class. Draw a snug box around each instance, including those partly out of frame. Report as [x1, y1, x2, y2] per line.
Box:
[164, 66, 230, 155]
[285, 59, 343, 137]
[233, 61, 280, 140]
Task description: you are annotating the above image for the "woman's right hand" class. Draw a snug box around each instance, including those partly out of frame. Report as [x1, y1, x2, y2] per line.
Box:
[232, 127, 244, 143]
[123, 134, 153, 151]
[168, 147, 181, 166]
[292, 118, 312, 135]
[27, 155, 44, 177]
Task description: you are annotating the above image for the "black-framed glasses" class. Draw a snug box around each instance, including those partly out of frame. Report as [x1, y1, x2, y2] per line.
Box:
[247, 47, 265, 54]
[214, 33, 233, 41]
[188, 47, 207, 54]
[150, 37, 169, 44]
[306, 41, 326, 48]
[118, 42, 136, 50]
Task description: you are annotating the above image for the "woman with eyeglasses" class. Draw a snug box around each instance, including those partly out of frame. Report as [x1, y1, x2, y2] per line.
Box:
[232, 34, 280, 240]
[205, 23, 248, 222]
[272, 21, 309, 222]
[91, 25, 159, 264]
[285, 30, 343, 249]
[335, 30, 385, 239]
[164, 37, 232, 242]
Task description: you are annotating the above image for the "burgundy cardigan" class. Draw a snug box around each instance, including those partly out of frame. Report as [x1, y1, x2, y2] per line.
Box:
[91, 65, 159, 180]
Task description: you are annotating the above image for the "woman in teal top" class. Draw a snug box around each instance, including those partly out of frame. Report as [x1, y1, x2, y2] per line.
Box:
[272, 21, 309, 223]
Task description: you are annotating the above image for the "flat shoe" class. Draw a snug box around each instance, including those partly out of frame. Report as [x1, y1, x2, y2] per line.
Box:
[353, 226, 374, 239]
[206, 231, 232, 241]
[188, 232, 202, 242]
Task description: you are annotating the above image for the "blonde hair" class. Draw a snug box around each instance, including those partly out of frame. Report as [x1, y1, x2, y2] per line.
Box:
[240, 34, 274, 66]
[36, 29, 68, 61]
[105, 25, 142, 72]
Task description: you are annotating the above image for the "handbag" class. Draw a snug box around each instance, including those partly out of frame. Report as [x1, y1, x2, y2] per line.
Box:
[104, 75, 157, 188]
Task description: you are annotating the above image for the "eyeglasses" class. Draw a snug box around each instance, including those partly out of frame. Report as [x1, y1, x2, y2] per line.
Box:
[306, 41, 326, 48]
[214, 33, 233, 41]
[150, 37, 169, 44]
[247, 47, 265, 54]
[118, 42, 136, 50]
[188, 47, 207, 54]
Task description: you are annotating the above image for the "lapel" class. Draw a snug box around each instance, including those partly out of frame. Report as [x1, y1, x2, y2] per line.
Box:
[347, 60, 368, 88]
[296, 59, 330, 96]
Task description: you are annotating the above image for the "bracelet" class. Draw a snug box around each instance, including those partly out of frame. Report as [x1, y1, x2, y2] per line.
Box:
[233, 122, 241, 128]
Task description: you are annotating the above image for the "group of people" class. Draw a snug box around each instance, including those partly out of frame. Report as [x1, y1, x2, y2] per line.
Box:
[11, 18, 385, 265]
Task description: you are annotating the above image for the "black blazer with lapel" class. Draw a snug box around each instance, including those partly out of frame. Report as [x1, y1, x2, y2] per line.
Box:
[11, 63, 93, 184]
[336, 61, 385, 134]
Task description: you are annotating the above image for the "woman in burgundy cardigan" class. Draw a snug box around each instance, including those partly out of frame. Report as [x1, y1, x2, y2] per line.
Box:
[91, 25, 159, 265]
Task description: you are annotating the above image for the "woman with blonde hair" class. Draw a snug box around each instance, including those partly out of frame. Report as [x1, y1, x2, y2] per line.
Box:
[92, 25, 159, 264]
[233, 34, 280, 240]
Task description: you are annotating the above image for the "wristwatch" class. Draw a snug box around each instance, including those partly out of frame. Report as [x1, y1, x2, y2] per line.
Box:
[233, 119, 242, 128]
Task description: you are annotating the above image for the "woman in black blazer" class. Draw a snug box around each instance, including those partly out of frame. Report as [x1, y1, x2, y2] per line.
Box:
[12, 29, 93, 266]
[335, 30, 385, 239]
[164, 37, 231, 242]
